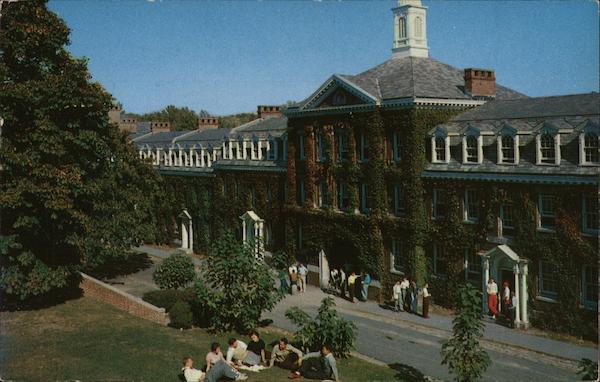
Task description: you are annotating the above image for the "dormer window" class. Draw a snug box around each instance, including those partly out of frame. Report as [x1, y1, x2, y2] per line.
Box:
[501, 136, 515, 163]
[434, 137, 446, 162]
[465, 136, 478, 163]
[583, 133, 599, 164]
[536, 125, 560, 165]
[431, 127, 449, 163]
[462, 126, 482, 164]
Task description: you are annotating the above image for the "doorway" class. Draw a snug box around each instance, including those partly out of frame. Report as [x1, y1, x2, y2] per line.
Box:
[500, 269, 515, 293]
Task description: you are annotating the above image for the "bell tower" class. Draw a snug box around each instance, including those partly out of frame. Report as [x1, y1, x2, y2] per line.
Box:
[392, 0, 429, 58]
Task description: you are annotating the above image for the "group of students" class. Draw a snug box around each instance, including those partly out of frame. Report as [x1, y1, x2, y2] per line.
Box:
[278, 263, 309, 295]
[392, 277, 431, 318]
[181, 332, 341, 382]
[329, 268, 372, 303]
[486, 278, 519, 327]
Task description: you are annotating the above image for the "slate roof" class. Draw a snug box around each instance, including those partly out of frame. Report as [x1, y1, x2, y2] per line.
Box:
[231, 116, 288, 138]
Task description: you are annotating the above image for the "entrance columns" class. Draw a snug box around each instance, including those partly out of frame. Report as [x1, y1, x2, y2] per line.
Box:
[482, 257, 490, 314]
[179, 210, 193, 254]
[520, 262, 529, 327]
[513, 264, 521, 327]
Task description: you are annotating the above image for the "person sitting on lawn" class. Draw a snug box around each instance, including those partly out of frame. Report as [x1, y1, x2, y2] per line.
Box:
[247, 330, 267, 364]
[205, 342, 225, 371]
[181, 355, 247, 382]
[268, 337, 303, 371]
[227, 337, 260, 366]
[289, 344, 341, 381]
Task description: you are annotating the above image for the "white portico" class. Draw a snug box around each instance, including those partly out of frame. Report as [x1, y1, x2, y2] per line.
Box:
[481, 245, 529, 328]
[179, 209, 193, 254]
[240, 210, 265, 258]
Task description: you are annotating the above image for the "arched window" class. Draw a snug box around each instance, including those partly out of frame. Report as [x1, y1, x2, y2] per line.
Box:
[540, 133, 555, 164]
[398, 17, 407, 39]
[501, 135, 515, 163]
[435, 137, 446, 162]
[465, 136, 478, 163]
[584, 132, 599, 164]
[415, 17, 423, 38]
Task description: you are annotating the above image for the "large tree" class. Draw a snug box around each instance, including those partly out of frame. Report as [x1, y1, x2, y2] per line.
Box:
[0, 0, 161, 300]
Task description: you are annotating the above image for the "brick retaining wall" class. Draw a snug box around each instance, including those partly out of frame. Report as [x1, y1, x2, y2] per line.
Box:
[80, 272, 168, 325]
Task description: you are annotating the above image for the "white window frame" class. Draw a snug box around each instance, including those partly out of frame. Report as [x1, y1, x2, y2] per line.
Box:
[582, 266, 598, 309]
[579, 131, 600, 166]
[431, 134, 450, 164]
[462, 134, 482, 164]
[392, 132, 401, 162]
[390, 239, 404, 275]
[432, 189, 445, 219]
[536, 127, 560, 165]
[582, 196, 599, 235]
[537, 194, 556, 231]
[539, 259, 558, 300]
[463, 189, 479, 223]
[497, 134, 519, 165]
[499, 203, 515, 238]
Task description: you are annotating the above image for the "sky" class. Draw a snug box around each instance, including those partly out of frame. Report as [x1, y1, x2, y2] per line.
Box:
[48, 0, 599, 116]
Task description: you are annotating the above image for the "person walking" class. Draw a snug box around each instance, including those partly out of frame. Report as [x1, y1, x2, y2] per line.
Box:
[278, 268, 289, 295]
[339, 268, 347, 298]
[422, 283, 431, 318]
[347, 272, 358, 303]
[298, 263, 308, 293]
[393, 280, 403, 312]
[400, 277, 410, 311]
[361, 272, 371, 301]
[487, 278, 498, 319]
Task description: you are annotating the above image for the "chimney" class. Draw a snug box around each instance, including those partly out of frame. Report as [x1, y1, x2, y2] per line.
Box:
[464, 68, 496, 98]
[108, 105, 122, 125]
[257, 105, 282, 119]
[198, 117, 219, 130]
[150, 121, 171, 133]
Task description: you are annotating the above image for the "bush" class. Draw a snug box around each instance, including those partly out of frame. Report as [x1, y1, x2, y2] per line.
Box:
[194, 232, 282, 332]
[142, 289, 195, 311]
[168, 301, 193, 329]
[285, 297, 356, 358]
[152, 254, 195, 290]
[271, 250, 290, 270]
[441, 283, 490, 382]
[577, 358, 598, 381]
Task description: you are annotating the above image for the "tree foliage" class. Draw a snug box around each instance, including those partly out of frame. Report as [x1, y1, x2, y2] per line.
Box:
[193, 232, 281, 332]
[152, 254, 196, 290]
[285, 297, 356, 358]
[129, 105, 209, 131]
[441, 283, 491, 382]
[0, 0, 161, 300]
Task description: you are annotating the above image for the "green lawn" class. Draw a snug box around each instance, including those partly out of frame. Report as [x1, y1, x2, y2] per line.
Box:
[0, 297, 418, 382]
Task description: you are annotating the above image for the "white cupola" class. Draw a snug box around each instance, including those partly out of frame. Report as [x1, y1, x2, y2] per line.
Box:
[392, 0, 429, 58]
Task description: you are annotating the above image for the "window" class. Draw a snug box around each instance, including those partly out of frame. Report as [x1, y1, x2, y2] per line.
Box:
[434, 137, 446, 162]
[318, 181, 328, 208]
[464, 189, 479, 222]
[539, 133, 556, 164]
[538, 195, 556, 230]
[337, 131, 349, 161]
[359, 133, 369, 161]
[582, 196, 598, 234]
[398, 17, 406, 39]
[432, 189, 446, 219]
[392, 184, 405, 216]
[584, 133, 599, 164]
[499, 204, 515, 237]
[582, 266, 598, 308]
[500, 135, 515, 164]
[390, 240, 404, 273]
[432, 243, 447, 276]
[265, 140, 274, 160]
[245, 143, 252, 159]
[465, 250, 482, 284]
[298, 134, 305, 160]
[392, 132, 401, 161]
[539, 260, 558, 299]
[297, 179, 305, 206]
[465, 136, 478, 163]
[316, 132, 325, 161]
[337, 182, 350, 211]
[360, 183, 370, 212]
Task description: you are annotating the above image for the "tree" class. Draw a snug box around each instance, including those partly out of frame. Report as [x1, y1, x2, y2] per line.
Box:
[152, 253, 196, 290]
[441, 283, 491, 382]
[285, 297, 356, 358]
[0, 0, 161, 300]
[130, 105, 209, 131]
[194, 232, 281, 332]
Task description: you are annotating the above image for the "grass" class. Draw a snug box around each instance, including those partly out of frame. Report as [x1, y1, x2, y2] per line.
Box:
[0, 297, 416, 382]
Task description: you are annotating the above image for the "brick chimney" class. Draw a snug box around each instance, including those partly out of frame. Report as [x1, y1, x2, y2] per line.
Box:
[150, 121, 171, 133]
[464, 68, 496, 98]
[257, 105, 282, 119]
[198, 117, 219, 130]
[108, 105, 122, 125]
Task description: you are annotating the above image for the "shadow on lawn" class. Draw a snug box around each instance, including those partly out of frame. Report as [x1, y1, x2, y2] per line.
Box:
[388, 363, 427, 382]
[1, 278, 83, 312]
[88, 251, 153, 280]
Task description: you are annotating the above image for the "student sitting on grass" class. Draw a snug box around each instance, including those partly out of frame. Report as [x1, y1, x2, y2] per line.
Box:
[288, 344, 341, 381]
[227, 337, 260, 366]
[268, 337, 303, 371]
[205, 342, 225, 371]
[181, 355, 247, 382]
[247, 330, 268, 365]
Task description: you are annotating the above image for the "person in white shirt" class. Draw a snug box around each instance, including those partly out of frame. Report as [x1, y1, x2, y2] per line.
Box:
[181, 356, 247, 382]
[226, 338, 259, 366]
[400, 277, 410, 311]
[289, 264, 299, 294]
[288, 344, 341, 381]
[298, 263, 308, 292]
[339, 269, 347, 298]
[422, 283, 431, 318]
[486, 278, 499, 318]
[392, 280, 403, 312]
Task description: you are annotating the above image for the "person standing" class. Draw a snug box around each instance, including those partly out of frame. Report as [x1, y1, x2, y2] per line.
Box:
[278, 268, 289, 295]
[422, 283, 431, 319]
[487, 278, 498, 319]
[347, 272, 358, 303]
[289, 264, 298, 295]
[330, 267, 339, 293]
[393, 280, 403, 312]
[339, 268, 347, 298]
[298, 263, 308, 293]
[508, 292, 518, 328]
[502, 281, 511, 321]
[400, 277, 410, 311]
[361, 272, 371, 301]
[409, 278, 418, 314]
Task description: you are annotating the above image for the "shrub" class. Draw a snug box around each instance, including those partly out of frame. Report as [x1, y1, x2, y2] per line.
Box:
[142, 289, 195, 311]
[152, 254, 195, 290]
[168, 301, 193, 329]
[271, 250, 290, 270]
[285, 297, 356, 358]
[193, 232, 282, 332]
[577, 358, 598, 381]
[441, 283, 490, 382]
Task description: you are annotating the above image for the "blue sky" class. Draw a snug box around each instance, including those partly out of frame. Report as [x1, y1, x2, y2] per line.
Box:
[48, 0, 599, 116]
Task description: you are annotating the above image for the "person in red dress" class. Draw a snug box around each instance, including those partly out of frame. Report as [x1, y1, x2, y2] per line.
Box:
[486, 278, 498, 318]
